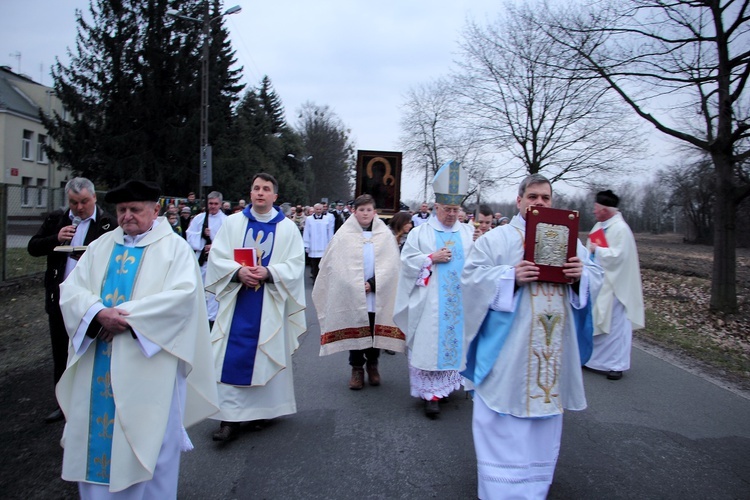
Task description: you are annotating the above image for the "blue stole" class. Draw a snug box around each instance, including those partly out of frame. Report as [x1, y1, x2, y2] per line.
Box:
[462, 296, 520, 385]
[86, 244, 144, 484]
[435, 228, 465, 370]
[220, 207, 285, 386]
[572, 290, 594, 364]
[462, 287, 595, 385]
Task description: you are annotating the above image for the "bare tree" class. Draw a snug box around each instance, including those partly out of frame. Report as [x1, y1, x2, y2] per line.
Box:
[542, 0, 750, 313]
[453, 4, 643, 188]
[399, 79, 498, 204]
[666, 160, 716, 244]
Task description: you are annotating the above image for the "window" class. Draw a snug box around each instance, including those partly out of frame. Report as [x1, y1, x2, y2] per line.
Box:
[36, 178, 47, 207]
[37, 135, 48, 163]
[22, 177, 32, 206]
[22, 130, 33, 160]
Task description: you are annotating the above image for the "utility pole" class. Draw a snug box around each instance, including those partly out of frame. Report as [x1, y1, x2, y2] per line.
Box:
[167, 3, 241, 200]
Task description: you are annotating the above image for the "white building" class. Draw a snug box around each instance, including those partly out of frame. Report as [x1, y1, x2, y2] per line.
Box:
[0, 66, 70, 215]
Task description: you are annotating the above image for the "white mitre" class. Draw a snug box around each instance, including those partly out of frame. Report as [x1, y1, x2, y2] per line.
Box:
[432, 160, 469, 205]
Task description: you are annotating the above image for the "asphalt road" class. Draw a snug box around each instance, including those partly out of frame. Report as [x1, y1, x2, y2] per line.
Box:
[177, 281, 750, 500]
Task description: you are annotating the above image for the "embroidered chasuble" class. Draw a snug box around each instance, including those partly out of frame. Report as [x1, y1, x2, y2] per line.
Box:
[435, 228, 464, 370]
[87, 244, 144, 484]
[313, 215, 404, 355]
[221, 210, 281, 386]
[526, 282, 566, 414]
[461, 214, 604, 417]
[393, 217, 474, 373]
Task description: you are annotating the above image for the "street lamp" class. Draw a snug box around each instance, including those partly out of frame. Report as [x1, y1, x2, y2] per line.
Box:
[167, 3, 241, 199]
[287, 153, 313, 162]
[287, 154, 313, 199]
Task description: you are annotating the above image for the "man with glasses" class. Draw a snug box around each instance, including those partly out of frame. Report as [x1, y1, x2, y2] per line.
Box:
[394, 161, 474, 418]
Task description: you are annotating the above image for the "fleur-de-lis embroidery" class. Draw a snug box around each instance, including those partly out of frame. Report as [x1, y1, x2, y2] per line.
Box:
[102, 342, 113, 358]
[115, 250, 136, 274]
[104, 288, 126, 306]
[98, 371, 113, 398]
[537, 313, 560, 346]
[531, 351, 560, 403]
[96, 411, 114, 439]
[94, 452, 110, 479]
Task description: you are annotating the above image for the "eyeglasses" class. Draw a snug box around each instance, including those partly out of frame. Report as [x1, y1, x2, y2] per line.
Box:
[439, 206, 461, 214]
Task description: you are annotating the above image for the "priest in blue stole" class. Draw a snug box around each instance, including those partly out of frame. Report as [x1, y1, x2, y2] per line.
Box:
[58, 180, 218, 496]
[460, 174, 603, 500]
[206, 173, 306, 442]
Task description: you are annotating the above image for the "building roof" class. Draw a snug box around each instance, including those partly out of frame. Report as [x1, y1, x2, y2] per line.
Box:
[0, 66, 47, 120]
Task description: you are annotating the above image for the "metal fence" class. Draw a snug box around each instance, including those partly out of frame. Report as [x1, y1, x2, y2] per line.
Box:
[1, 184, 82, 282]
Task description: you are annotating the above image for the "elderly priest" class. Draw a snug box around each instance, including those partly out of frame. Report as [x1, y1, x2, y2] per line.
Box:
[58, 180, 218, 498]
[394, 160, 475, 418]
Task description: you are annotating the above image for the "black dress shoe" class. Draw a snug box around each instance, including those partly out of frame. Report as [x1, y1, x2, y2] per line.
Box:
[607, 370, 623, 380]
[212, 422, 240, 442]
[246, 419, 270, 431]
[45, 407, 64, 423]
[424, 399, 440, 418]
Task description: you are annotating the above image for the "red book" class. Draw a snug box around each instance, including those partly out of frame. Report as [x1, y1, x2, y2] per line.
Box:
[234, 248, 258, 267]
[588, 228, 608, 248]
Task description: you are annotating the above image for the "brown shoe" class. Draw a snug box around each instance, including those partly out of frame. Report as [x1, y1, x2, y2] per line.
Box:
[212, 421, 240, 442]
[349, 367, 365, 390]
[366, 363, 381, 386]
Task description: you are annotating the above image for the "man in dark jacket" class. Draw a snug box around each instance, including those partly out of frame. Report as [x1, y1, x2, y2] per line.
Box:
[27, 177, 117, 422]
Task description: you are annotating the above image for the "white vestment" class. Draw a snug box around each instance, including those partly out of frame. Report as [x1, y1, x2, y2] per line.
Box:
[585, 212, 645, 372]
[411, 212, 431, 227]
[461, 214, 603, 499]
[205, 209, 306, 422]
[186, 210, 228, 321]
[313, 215, 405, 355]
[393, 216, 474, 398]
[58, 218, 218, 494]
[303, 214, 333, 258]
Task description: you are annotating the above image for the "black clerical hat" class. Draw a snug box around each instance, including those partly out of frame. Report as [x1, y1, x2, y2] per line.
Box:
[595, 189, 619, 208]
[105, 180, 161, 204]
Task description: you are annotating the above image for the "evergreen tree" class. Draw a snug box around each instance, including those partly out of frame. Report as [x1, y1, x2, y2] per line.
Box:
[258, 75, 286, 135]
[215, 76, 307, 204]
[42, 0, 243, 195]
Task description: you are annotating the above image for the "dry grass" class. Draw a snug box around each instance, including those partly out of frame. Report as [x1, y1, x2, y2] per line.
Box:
[635, 234, 750, 391]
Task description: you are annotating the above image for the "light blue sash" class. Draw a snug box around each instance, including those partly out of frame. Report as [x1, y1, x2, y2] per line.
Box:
[435, 229, 464, 369]
[86, 244, 144, 484]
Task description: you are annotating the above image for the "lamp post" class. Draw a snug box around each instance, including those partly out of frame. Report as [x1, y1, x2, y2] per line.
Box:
[167, 3, 241, 200]
[287, 154, 313, 199]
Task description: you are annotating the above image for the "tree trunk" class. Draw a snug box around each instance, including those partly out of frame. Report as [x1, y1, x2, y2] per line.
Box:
[710, 154, 737, 313]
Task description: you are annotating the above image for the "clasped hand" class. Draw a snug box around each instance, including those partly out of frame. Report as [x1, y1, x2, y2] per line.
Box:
[95, 307, 130, 342]
[238, 265, 269, 287]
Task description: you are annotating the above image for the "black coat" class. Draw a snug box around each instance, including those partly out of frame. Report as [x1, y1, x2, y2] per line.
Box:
[27, 206, 117, 314]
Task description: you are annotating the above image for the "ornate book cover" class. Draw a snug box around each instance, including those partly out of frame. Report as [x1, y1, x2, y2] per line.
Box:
[523, 206, 579, 284]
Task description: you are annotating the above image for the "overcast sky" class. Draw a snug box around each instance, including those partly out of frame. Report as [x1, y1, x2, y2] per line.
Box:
[1, 1, 517, 201]
[2, 1, 673, 204]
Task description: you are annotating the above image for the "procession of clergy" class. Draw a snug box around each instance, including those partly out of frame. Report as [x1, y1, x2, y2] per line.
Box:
[50, 160, 644, 499]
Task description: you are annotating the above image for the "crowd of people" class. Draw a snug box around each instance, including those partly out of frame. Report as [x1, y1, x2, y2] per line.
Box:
[28, 164, 644, 499]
